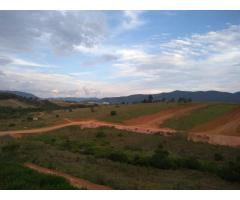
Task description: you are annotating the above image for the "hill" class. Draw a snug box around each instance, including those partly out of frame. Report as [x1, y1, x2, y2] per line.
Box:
[2, 90, 240, 104]
[52, 90, 240, 104]
[0, 90, 38, 99]
[101, 90, 240, 104]
[0, 91, 58, 109]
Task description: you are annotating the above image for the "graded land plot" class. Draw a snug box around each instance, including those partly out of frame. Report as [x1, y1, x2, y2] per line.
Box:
[123, 103, 206, 128]
[1, 126, 240, 189]
[192, 107, 240, 136]
[161, 104, 239, 131]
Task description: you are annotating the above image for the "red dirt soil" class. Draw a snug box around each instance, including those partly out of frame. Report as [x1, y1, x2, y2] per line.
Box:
[124, 103, 206, 128]
[0, 119, 176, 138]
[188, 107, 240, 148]
[24, 163, 112, 190]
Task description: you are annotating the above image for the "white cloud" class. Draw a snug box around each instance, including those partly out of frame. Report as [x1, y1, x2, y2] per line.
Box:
[110, 25, 240, 92]
[0, 11, 107, 54]
[121, 11, 145, 30]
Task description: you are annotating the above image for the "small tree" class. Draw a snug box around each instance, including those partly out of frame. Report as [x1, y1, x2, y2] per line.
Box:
[90, 106, 95, 112]
[110, 110, 117, 116]
[148, 95, 153, 103]
[214, 153, 224, 161]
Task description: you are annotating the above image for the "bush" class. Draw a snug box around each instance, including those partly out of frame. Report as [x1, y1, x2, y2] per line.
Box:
[214, 153, 224, 161]
[181, 156, 202, 170]
[8, 123, 15, 127]
[55, 114, 59, 118]
[150, 148, 173, 169]
[1, 142, 20, 153]
[96, 131, 106, 138]
[110, 110, 117, 116]
[218, 161, 240, 182]
[108, 151, 129, 163]
[27, 116, 32, 121]
[133, 154, 150, 166]
[90, 107, 95, 112]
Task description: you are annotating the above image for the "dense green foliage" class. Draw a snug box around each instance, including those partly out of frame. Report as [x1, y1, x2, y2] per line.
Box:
[0, 162, 75, 189]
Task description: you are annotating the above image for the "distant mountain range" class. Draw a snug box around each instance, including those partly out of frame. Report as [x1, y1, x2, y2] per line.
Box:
[1, 90, 240, 103]
[100, 90, 240, 104]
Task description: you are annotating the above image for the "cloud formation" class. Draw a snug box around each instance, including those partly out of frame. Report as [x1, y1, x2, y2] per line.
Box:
[0, 11, 107, 54]
[0, 11, 239, 97]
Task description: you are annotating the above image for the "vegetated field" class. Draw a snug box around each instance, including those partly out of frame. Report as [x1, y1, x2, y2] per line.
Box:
[0, 102, 182, 131]
[161, 104, 239, 131]
[1, 126, 240, 189]
[0, 162, 75, 189]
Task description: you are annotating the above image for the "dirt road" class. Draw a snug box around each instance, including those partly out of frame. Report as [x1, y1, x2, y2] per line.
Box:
[0, 119, 176, 138]
[25, 163, 112, 190]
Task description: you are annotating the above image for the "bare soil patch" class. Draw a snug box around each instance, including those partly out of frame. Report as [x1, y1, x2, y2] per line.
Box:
[0, 119, 176, 138]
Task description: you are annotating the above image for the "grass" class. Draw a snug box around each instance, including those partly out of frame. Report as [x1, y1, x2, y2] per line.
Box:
[161, 104, 238, 131]
[0, 162, 75, 189]
[1, 126, 240, 189]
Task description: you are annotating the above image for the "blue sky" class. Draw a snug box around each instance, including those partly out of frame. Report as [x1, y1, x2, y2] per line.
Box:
[0, 11, 240, 97]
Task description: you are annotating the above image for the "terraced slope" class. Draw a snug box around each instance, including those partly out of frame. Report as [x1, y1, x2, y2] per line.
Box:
[161, 104, 238, 131]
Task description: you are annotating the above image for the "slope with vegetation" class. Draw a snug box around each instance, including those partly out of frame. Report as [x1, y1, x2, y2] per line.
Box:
[161, 104, 238, 131]
[1, 126, 240, 189]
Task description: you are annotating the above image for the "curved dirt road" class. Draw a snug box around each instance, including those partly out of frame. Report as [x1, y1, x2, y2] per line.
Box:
[0, 119, 176, 138]
[25, 163, 112, 190]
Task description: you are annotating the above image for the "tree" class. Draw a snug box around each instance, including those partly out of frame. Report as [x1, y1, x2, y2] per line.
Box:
[110, 110, 117, 116]
[148, 95, 153, 103]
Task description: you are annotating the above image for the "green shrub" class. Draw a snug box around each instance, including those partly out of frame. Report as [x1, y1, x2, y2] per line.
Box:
[218, 161, 240, 182]
[181, 156, 202, 170]
[214, 153, 224, 161]
[1, 142, 20, 153]
[27, 116, 32, 121]
[150, 148, 173, 169]
[0, 162, 75, 189]
[8, 123, 15, 127]
[96, 131, 106, 138]
[110, 110, 117, 116]
[133, 154, 150, 166]
[108, 151, 129, 163]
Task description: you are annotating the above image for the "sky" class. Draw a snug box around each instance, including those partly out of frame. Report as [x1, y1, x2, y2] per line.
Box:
[0, 10, 240, 98]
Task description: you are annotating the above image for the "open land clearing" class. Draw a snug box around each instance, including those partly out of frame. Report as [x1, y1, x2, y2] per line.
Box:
[1, 100, 240, 189]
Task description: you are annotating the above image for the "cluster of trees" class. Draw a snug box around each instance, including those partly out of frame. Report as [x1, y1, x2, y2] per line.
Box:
[142, 95, 192, 103]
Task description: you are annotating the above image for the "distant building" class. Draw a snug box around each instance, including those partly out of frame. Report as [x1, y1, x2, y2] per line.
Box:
[102, 102, 110, 105]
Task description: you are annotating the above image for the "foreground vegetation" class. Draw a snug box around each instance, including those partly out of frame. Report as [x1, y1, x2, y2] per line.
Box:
[162, 104, 238, 130]
[0, 162, 75, 189]
[1, 126, 240, 189]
